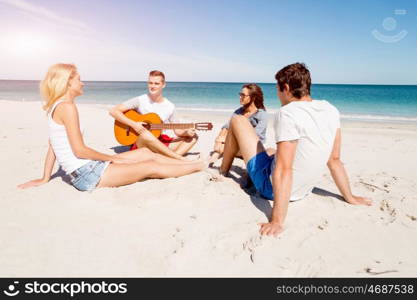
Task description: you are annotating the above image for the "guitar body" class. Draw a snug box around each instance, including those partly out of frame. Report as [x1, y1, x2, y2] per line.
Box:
[114, 109, 213, 146]
[114, 111, 163, 145]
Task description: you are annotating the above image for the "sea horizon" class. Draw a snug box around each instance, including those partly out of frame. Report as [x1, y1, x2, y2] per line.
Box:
[2, 79, 417, 123]
[1, 79, 417, 86]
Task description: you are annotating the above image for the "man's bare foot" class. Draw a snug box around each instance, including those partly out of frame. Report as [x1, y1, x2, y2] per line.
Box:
[346, 195, 372, 206]
[206, 167, 228, 182]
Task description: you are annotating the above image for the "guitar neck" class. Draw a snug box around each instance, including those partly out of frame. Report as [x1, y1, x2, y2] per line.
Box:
[149, 123, 195, 130]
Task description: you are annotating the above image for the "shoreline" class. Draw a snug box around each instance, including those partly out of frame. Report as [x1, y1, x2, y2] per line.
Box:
[2, 99, 417, 126]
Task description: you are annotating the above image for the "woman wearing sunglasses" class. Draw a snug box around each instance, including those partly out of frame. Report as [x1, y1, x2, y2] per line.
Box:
[209, 83, 268, 168]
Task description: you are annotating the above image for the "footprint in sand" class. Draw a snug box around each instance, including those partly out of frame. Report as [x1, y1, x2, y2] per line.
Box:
[171, 227, 185, 254]
[317, 219, 329, 231]
[406, 214, 416, 221]
[242, 235, 264, 263]
[379, 199, 397, 224]
[359, 260, 400, 276]
[282, 257, 327, 277]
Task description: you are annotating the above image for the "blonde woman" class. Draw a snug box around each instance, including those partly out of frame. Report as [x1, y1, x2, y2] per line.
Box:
[18, 63, 205, 191]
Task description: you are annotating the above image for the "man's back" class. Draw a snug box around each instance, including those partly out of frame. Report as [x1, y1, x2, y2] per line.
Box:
[273, 100, 340, 200]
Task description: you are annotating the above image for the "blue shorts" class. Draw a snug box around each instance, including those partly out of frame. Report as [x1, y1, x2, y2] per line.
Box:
[69, 161, 109, 191]
[246, 152, 274, 200]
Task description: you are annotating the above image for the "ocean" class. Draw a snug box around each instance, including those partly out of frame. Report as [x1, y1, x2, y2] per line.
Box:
[1, 80, 417, 123]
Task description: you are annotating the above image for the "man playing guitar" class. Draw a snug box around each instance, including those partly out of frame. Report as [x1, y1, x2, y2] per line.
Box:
[110, 70, 198, 160]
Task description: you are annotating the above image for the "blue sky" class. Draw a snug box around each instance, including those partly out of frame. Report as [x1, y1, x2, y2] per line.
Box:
[0, 0, 416, 84]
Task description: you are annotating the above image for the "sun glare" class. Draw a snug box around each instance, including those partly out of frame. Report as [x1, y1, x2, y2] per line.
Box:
[2, 32, 56, 57]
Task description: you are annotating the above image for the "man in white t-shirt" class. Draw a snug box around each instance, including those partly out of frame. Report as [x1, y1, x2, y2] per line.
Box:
[218, 63, 372, 236]
[110, 70, 198, 160]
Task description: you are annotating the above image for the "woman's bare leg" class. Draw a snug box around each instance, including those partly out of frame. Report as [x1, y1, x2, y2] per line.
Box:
[112, 147, 155, 162]
[114, 147, 202, 165]
[208, 151, 221, 166]
[98, 159, 204, 188]
[208, 140, 225, 165]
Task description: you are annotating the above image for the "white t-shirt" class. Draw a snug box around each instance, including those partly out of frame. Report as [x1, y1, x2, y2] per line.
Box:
[122, 94, 177, 137]
[271, 100, 340, 200]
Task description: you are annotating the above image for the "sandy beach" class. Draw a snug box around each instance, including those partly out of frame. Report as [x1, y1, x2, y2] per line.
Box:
[1, 99, 416, 277]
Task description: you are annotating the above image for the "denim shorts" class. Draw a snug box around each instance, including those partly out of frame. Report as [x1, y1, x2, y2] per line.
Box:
[69, 161, 110, 191]
[246, 151, 274, 200]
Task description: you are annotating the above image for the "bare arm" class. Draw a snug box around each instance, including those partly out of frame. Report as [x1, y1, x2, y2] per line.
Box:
[109, 103, 144, 132]
[17, 142, 56, 189]
[215, 128, 228, 145]
[212, 128, 228, 153]
[259, 140, 298, 236]
[58, 103, 116, 162]
[41, 141, 56, 181]
[216, 128, 228, 142]
[327, 129, 371, 205]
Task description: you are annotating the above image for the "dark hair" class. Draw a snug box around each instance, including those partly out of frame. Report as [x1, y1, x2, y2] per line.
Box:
[275, 63, 311, 99]
[149, 70, 165, 82]
[242, 83, 266, 110]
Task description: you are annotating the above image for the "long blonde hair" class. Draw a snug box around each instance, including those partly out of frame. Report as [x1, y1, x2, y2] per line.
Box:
[40, 63, 77, 112]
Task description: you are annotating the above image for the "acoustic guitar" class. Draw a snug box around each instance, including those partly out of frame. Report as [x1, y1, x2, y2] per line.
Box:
[114, 110, 213, 145]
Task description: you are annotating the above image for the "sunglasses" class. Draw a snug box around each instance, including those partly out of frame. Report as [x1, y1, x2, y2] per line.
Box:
[239, 92, 250, 98]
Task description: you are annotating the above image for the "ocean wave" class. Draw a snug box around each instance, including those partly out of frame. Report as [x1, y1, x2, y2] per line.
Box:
[176, 107, 417, 123]
[2, 99, 416, 123]
[176, 107, 234, 113]
[340, 114, 417, 122]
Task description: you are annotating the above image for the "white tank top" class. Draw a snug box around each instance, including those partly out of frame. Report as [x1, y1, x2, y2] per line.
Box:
[48, 100, 91, 174]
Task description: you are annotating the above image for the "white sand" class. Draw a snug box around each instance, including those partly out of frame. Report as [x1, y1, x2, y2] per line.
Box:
[1, 100, 416, 277]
